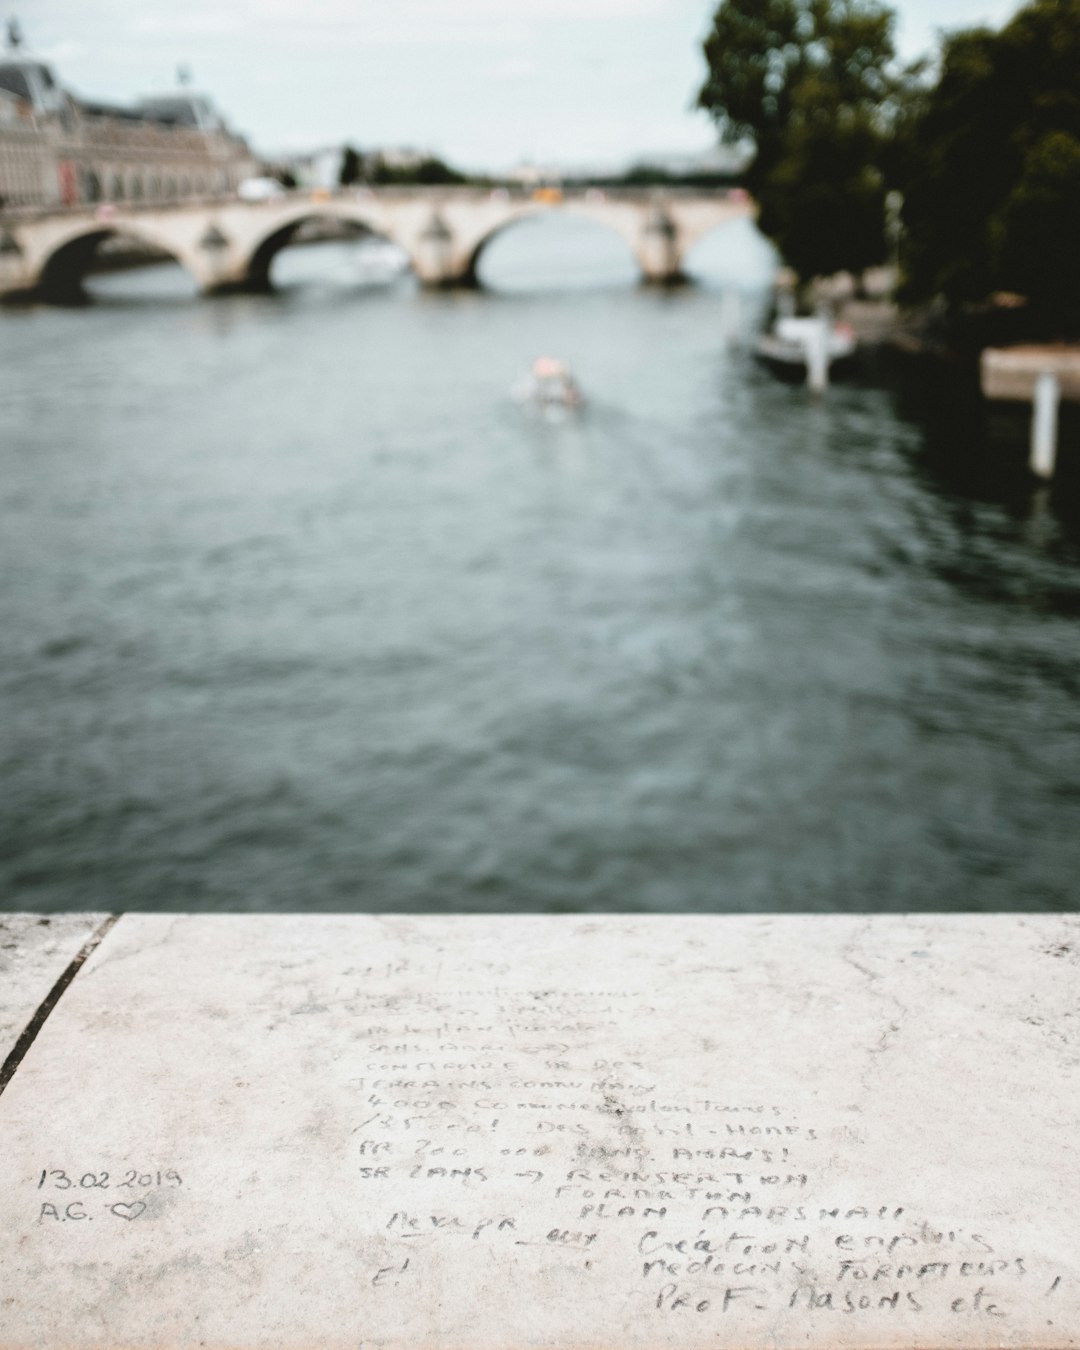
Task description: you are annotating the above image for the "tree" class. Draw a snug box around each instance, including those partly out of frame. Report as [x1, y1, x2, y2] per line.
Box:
[339, 144, 362, 187]
[900, 0, 1080, 334]
[698, 0, 907, 280]
[412, 156, 467, 185]
[369, 154, 467, 186]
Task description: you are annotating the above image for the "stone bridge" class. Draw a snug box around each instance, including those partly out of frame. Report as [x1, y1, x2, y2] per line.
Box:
[0, 186, 754, 299]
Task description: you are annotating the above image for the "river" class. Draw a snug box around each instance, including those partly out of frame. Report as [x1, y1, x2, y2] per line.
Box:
[1, 217, 1078, 912]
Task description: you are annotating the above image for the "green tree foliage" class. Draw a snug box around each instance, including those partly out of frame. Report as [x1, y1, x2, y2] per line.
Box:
[339, 145, 362, 187]
[609, 162, 741, 188]
[369, 155, 467, 186]
[901, 0, 1080, 333]
[698, 0, 905, 278]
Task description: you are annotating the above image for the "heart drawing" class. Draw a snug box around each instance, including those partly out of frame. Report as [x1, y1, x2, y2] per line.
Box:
[109, 1202, 147, 1221]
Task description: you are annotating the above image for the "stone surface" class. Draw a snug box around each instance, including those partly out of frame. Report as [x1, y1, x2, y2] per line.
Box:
[0, 913, 1077, 1349]
[0, 913, 109, 1059]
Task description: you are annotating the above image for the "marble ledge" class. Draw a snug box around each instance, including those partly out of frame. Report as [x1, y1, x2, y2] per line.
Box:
[0, 911, 1077, 1350]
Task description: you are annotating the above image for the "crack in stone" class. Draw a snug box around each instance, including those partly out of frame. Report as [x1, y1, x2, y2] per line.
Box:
[0, 913, 122, 1099]
[839, 920, 910, 1089]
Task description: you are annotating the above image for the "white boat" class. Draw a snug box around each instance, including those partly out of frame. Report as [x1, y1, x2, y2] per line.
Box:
[754, 315, 858, 378]
[512, 357, 584, 411]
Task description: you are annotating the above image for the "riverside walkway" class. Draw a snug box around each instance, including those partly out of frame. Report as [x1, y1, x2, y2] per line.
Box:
[0, 912, 1077, 1348]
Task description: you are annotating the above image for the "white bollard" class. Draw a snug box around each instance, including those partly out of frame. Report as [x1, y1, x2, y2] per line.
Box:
[805, 315, 829, 395]
[1029, 371, 1060, 478]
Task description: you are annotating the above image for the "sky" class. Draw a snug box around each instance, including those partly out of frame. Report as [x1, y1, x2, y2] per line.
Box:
[19, 0, 1022, 171]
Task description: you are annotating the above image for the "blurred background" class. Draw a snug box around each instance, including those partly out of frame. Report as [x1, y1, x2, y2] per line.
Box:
[1, 0, 1078, 913]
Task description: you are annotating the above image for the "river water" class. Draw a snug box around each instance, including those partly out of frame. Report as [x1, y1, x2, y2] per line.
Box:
[2, 218, 1078, 913]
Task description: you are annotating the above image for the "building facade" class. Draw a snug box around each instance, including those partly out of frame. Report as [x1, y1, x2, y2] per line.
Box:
[0, 35, 256, 211]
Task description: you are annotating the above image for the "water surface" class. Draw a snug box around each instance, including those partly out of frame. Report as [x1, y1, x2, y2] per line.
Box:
[2, 219, 1078, 912]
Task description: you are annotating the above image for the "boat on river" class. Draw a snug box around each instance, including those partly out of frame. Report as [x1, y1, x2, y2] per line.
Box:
[754, 316, 858, 380]
[512, 357, 584, 411]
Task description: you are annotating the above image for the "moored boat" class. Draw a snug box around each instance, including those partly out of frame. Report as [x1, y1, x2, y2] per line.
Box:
[754, 315, 858, 381]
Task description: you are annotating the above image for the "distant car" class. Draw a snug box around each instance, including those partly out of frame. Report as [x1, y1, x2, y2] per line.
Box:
[237, 177, 288, 202]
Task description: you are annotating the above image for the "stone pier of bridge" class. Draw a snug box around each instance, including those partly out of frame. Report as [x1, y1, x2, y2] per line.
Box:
[0, 186, 754, 300]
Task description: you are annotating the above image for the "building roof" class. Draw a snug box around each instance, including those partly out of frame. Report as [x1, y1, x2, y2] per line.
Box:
[0, 53, 67, 115]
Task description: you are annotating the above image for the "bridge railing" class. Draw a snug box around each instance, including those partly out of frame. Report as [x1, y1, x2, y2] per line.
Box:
[0, 184, 746, 225]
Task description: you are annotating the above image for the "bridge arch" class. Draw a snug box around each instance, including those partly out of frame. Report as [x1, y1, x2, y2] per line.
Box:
[464, 206, 641, 290]
[34, 221, 186, 301]
[242, 208, 396, 290]
[680, 213, 777, 289]
[441, 196, 705, 287]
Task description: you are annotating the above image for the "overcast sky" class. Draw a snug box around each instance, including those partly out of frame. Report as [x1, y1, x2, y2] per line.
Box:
[22, 0, 1021, 170]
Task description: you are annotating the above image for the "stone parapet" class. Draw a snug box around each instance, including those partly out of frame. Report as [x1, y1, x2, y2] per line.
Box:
[0, 912, 1077, 1348]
